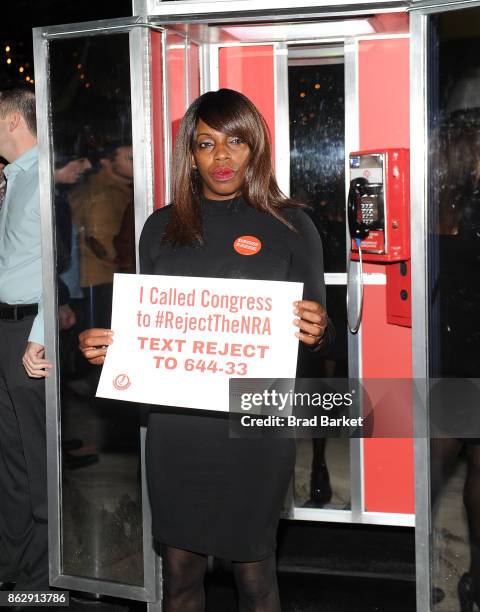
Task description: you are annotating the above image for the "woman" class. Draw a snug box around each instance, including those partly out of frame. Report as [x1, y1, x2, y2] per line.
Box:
[80, 89, 333, 612]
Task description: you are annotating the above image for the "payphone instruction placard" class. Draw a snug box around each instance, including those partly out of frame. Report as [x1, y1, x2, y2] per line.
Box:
[96, 273, 303, 412]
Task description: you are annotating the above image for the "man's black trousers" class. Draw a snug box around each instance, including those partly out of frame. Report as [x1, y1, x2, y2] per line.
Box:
[0, 315, 48, 590]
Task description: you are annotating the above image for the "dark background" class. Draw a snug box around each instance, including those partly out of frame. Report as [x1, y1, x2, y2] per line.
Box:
[0, 1, 132, 88]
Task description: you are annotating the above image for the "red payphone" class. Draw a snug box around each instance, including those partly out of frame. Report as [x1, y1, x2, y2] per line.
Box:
[347, 149, 411, 329]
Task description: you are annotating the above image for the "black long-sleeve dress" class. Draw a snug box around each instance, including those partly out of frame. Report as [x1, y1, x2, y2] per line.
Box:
[139, 195, 332, 561]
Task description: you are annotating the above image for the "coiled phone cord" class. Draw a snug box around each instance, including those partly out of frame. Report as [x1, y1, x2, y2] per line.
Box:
[347, 238, 364, 334]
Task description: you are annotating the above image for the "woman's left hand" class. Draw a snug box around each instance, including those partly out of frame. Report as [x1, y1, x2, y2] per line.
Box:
[293, 300, 327, 347]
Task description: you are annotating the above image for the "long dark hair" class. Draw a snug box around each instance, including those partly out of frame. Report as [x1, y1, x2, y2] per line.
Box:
[164, 88, 303, 244]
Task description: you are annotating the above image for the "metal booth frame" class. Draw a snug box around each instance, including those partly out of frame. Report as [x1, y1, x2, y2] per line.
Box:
[33, 16, 161, 606]
[409, 1, 480, 610]
[140, 0, 416, 530]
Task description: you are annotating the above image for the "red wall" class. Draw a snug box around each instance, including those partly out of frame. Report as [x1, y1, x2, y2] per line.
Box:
[358, 37, 414, 514]
[151, 34, 201, 210]
[167, 33, 187, 154]
[219, 45, 276, 156]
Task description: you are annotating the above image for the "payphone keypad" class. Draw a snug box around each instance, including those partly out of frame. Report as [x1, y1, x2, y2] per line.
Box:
[360, 195, 381, 226]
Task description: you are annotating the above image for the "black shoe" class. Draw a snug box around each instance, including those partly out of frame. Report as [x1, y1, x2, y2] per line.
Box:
[432, 586, 445, 604]
[459, 572, 480, 612]
[0, 582, 15, 591]
[62, 438, 83, 452]
[64, 452, 99, 470]
[306, 464, 332, 508]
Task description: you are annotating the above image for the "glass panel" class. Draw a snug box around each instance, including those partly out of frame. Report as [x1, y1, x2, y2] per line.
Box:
[428, 8, 480, 610]
[49, 33, 143, 585]
[289, 61, 346, 273]
[288, 59, 349, 509]
[187, 41, 200, 104]
[293, 287, 350, 509]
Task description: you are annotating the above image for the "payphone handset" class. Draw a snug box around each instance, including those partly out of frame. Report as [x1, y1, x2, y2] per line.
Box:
[346, 149, 410, 333]
[348, 149, 410, 262]
[347, 176, 375, 242]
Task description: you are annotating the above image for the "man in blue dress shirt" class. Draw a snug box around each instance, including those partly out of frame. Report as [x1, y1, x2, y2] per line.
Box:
[0, 88, 52, 591]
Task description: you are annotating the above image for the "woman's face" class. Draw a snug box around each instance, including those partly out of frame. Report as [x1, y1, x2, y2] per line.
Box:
[192, 119, 250, 200]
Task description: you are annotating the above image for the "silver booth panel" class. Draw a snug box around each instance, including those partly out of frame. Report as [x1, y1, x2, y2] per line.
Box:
[33, 17, 160, 605]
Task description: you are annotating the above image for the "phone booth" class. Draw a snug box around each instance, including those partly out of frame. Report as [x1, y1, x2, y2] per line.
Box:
[32, 0, 480, 610]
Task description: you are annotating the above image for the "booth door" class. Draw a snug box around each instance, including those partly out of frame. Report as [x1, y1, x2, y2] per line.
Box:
[200, 40, 352, 517]
[33, 18, 163, 602]
[199, 30, 411, 524]
[410, 2, 480, 610]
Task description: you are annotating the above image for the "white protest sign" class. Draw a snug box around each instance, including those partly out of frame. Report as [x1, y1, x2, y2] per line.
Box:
[96, 274, 303, 412]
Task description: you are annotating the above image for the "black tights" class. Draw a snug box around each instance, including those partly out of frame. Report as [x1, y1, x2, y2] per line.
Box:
[161, 545, 281, 612]
[431, 440, 480, 587]
[233, 556, 281, 612]
[162, 546, 207, 612]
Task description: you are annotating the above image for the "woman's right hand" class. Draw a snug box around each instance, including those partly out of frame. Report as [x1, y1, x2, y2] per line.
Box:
[79, 328, 114, 365]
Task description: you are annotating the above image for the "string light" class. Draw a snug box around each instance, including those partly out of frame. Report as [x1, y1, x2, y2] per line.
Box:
[77, 63, 82, 69]
[19, 66, 24, 73]
[25, 76, 30, 82]
[80, 73, 85, 80]
[5, 45, 10, 52]
[300, 92, 306, 98]
[314, 83, 321, 89]
[6, 58, 11, 65]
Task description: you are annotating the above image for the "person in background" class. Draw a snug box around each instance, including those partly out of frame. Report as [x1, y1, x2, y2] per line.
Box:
[0, 87, 51, 592]
[432, 111, 480, 612]
[54, 138, 93, 331]
[53, 140, 100, 469]
[69, 142, 133, 329]
[0, 157, 8, 586]
[113, 199, 136, 274]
